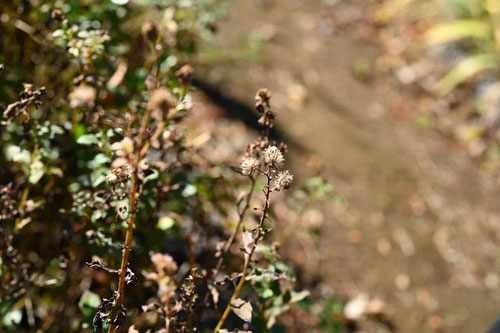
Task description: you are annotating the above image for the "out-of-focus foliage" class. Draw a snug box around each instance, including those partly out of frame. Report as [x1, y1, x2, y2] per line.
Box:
[0, 1, 338, 332]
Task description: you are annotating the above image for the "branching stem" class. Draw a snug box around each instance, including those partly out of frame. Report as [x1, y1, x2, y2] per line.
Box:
[205, 175, 256, 306]
[213, 173, 272, 333]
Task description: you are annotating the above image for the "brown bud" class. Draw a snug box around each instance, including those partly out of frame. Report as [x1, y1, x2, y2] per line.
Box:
[175, 64, 195, 86]
[51, 9, 64, 21]
[255, 88, 271, 104]
[148, 88, 176, 114]
[255, 102, 265, 113]
[258, 115, 266, 127]
[141, 21, 159, 43]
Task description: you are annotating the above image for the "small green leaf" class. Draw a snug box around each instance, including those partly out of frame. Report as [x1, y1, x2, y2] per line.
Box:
[158, 216, 176, 230]
[261, 289, 274, 298]
[2, 309, 22, 327]
[52, 29, 64, 38]
[290, 290, 310, 303]
[425, 20, 492, 45]
[29, 168, 44, 184]
[78, 291, 101, 317]
[91, 153, 110, 167]
[77, 134, 99, 145]
[182, 184, 197, 197]
[436, 53, 499, 95]
[143, 169, 159, 184]
[5, 145, 31, 165]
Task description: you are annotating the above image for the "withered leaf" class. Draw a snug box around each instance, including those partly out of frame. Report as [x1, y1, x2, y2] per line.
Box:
[241, 229, 254, 260]
[209, 284, 219, 306]
[230, 298, 252, 323]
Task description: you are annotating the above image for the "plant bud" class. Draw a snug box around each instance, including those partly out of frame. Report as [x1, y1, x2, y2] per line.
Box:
[51, 9, 64, 21]
[141, 21, 159, 43]
[148, 88, 176, 114]
[175, 64, 195, 86]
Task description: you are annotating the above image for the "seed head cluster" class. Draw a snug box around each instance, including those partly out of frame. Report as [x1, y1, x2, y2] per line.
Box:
[105, 165, 132, 186]
[175, 64, 195, 87]
[148, 88, 176, 114]
[263, 145, 285, 167]
[273, 170, 294, 191]
[142, 21, 159, 43]
[240, 157, 260, 175]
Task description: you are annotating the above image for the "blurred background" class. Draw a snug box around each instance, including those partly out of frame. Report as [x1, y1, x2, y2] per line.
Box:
[198, 0, 500, 332]
[3, 0, 500, 332]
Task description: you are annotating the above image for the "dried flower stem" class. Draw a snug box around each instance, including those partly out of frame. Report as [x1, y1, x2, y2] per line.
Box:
[107, 107, 152, 332]
[219, 178, 256, 273]
[213, 173, 272, 333]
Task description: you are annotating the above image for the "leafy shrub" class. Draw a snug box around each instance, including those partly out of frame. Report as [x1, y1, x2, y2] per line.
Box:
[0, 1, 334, 332]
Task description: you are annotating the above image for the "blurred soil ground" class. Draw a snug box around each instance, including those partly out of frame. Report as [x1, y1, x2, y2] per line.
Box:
[196, 0, 500, 332]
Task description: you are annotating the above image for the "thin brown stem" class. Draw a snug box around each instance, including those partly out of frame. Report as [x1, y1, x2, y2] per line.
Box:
[214, 177, 256, 277]
[107, 108, 152, 332]
[107, 160, 139, 333]
[213, 173, 271, 333]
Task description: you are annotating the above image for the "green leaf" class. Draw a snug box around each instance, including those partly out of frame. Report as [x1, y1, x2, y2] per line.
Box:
[261, 289, 274, 299]
[29, 168, 45, 184]
[264, 304, 289, 329]
[91, 153, 110, 166]
[2, 309, 22, 327]
[143, 169, 159, 184]
[52, 29, 64, 38]
[425, 20, 492, 45]
[77, 134, 99, 145]
[290, 290, 310, 303]
[182, 184, 197, 197]
[92, 174, 107, 187]
[436, 53, 499, 95]
[49, 125, 64, 138]
[158, 216, 176, 230]
[78, 291, 101, 317]
[5, 145, 31, 165]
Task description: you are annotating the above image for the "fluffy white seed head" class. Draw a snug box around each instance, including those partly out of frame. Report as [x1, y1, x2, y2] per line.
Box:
[241, 157, 260, 175]
[273, 170, 294, 191]
[263, 145, 284, 167]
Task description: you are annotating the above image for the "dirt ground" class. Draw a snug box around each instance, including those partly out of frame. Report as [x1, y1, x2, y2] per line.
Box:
[198, 0, 500, 332]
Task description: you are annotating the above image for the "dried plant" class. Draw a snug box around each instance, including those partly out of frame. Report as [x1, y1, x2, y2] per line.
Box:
[0, 2, 322, 332]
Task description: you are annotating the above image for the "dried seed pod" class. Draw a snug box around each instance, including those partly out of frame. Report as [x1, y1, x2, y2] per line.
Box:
[148, 88, 176, 114]
[175, 64, 195, 86]
[68, 85, 96, 109]
[51, 9, 64, 21]
[255, 88, 271, 105]
[141, 21, 159, 43]
[255, 88, 271, 112]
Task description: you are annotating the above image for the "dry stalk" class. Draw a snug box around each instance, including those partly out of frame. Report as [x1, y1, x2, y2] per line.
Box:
[107, 107, 152, 332]
[213, 172, 272, 333]
[204, 176, 257, 306]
